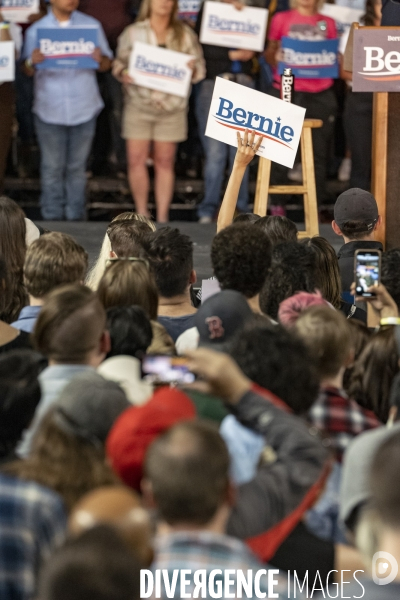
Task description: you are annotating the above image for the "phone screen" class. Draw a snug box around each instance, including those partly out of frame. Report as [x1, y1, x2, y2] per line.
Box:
[142, 355, 196, 385]
[355, 251, 381, 297]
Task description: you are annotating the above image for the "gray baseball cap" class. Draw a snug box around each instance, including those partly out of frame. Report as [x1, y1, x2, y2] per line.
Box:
[334, 188, 378, 231]
[53, 371, 130, 445]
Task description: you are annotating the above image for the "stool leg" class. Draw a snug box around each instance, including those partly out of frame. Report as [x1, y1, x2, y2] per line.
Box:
[301, 128, 319, 238]
[254, 157, 271, 216]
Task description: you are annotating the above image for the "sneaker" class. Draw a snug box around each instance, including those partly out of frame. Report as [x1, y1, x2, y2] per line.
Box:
[288, 163, 303, 182]
[338, 157, 351, 182]
[269, 205, 287, 217]
[199, 216, 212, 224]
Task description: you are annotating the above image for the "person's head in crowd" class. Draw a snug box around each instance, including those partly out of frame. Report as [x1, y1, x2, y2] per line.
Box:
[106, 306, 153, 360]
[143, 420, 231, 530]
[142, 227, 196, 303]
[196, 290, 254, 352]
[0, 196, 28, 323]
[107, 387, 196, 491]
[278, 291, 329, 327]
[232, 213, 260, 224]
[343, 319, 372, 393]
[381, 248, 400, 310]
[36, 525, 142, 600]
[229, 318, 319, 414]
[301, 236, 342, 309]
[332, 188, 381, 243]
[7, 371, 127, 510]
[49, 0, 79, 16]
[294, 305, 353, 386]
[86, 212, 155, 291]
[254, 215, 298, 247]
[0, 350, 44, 461]
[260, 242, 317, 320]
[148, 321, 176, 355]
[24, 232, 88, 304]
[97, 259, 158, 321]
[347, 327, 400, 423]
[137, 0, 183, 32]
[211, 224, 272, 313]
[33, 284, 109, 367]
[69, 486, 153, 566]
[107, 220, 152, 259]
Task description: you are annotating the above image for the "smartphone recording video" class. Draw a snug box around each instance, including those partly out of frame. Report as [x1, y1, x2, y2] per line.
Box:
[142, 355, 196, 385]
[354, 249, 381, 297]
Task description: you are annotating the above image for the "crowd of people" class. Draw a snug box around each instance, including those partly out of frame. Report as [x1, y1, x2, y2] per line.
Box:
[1, 150, 400, 598]
[0, 0, 379, 222]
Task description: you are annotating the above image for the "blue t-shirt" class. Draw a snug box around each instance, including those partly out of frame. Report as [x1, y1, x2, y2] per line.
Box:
[158, 314, 197, 343]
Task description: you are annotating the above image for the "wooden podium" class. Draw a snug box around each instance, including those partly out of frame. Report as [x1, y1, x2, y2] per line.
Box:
[346, 24, 400, 249]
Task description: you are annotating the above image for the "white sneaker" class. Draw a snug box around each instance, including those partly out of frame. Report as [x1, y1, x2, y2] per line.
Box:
[288, 163, 303, 182]
[338, 158, 351, 182]
[199, 216, 212, 224]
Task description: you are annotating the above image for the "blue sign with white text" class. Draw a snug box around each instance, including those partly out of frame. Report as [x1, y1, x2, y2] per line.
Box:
[36, 27, 99, 69]
[278, 37, 339, 79]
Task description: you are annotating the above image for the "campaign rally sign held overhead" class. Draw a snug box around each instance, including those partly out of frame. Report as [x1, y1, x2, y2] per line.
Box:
[0, 0, 39, 23]
[0, 41, 15, 82]
[178, 0, 201, 22]
[279, 37, 339, 79]
[205, 77, 306, 169]
[36, 27, 99, 69]
[200, 1, 268, 52]
[353, 28, 400, 92]
[129, 41, 194, 98]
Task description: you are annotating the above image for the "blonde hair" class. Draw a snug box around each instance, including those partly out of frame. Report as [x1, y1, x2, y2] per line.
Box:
[136, 0, 185, 48]
[148, 321, 176, 355]
[86, 213, 155, 291]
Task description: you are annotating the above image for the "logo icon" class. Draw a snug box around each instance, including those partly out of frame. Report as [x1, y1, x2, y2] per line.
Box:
[372, 551, 398, 585]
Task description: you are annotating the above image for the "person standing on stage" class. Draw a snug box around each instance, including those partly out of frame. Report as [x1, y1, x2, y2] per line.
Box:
[264, 0, 337, 205]
[23, 0, 113, 221]
[113, 0, 205, 223]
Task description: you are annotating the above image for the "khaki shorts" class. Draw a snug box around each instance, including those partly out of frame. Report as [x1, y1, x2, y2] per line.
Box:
[122, 105, 188, 142]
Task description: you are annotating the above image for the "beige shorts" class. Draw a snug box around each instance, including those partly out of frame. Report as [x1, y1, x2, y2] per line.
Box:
[122, 105, 188, 142]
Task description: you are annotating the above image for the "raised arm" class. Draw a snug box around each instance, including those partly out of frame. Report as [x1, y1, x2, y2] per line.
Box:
[217, 129, 263, 232]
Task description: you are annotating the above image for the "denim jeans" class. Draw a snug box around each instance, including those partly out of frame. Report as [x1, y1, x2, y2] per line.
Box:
[34, 115, 96, 220]
[195, 78, 252, 218]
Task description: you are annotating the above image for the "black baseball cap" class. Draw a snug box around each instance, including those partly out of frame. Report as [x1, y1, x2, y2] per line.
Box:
[334, 188, 379, 231]
[195, 290, 253, 352]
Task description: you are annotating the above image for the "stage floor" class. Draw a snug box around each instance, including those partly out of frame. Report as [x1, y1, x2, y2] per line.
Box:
[38, 221, 342, 283]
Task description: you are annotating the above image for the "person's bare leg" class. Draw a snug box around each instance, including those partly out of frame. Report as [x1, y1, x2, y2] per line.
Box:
[127, 139, 151, 216]
[153, 141, 177, 223]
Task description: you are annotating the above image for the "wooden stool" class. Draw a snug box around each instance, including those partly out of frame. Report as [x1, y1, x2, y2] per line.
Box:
[253, 118, 323, 239]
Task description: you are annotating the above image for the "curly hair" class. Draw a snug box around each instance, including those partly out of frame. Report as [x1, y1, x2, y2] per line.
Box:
[230, 317, 319, 414]
[260, 242, 318, 319]
[381, 249, 400, 311]
[211, 224, 272, 298]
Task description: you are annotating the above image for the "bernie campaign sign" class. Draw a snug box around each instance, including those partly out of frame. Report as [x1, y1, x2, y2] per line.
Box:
[205, 77, 306, 169]
[0, 41, 15, 82]
[0, 0, 39, 23]
[36, 27, 99, 69]
[279, 37, 339, 79]
[178, 0, 201, 22]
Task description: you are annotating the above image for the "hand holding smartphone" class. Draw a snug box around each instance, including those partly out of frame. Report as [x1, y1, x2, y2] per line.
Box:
[142, 355, 196, 385]
[354, 249, 381, 298]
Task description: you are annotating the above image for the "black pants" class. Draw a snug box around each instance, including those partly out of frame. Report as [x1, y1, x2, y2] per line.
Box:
[267, 86, 338, 204]
[0, 83, 14, 194]
[343, 90, 373, 191]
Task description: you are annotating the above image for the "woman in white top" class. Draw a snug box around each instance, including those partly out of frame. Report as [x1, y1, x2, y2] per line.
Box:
[113, 0, 205, 222]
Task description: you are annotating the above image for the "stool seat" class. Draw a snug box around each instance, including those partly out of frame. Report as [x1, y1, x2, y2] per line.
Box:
[253, 119, 321, 239]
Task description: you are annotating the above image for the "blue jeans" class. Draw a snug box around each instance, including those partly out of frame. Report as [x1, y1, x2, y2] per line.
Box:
[34, 116, 96, 220]
[195, 78, 251, 218]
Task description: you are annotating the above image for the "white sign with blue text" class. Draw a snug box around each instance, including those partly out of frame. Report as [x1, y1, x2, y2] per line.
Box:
[205, 77, 306, 168]
[0, 41, 15, 82]
[129, 41, 194, 98]
[178, 0, 201, 22]
[0, 0, 39, 23]
[200, 1, 268, 52]
[36, 26, 99, 69]
[320, 3, 363, 36]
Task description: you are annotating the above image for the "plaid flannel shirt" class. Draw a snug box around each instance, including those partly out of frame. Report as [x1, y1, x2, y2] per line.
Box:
[0, 474, 67, 600]
[308, 386, 381, 461]
[151, 530, 294, 599]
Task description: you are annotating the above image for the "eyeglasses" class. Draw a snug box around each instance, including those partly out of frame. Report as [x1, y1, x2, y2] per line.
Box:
[106, 257, 150, 269]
